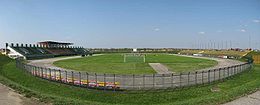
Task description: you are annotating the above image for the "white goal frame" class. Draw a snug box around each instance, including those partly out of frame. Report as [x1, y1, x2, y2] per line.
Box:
[123, 53, 146, 63]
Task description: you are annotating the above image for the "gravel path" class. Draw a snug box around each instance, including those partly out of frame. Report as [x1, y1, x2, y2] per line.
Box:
[28, 56, 82, 70]
[0, 83, 46, 105]
[171, 54, 245, 71]
[149, 63, 173, 74]
[29, 54, 245, 73]
[223, 91, 260, 105]
[28, 54, 103, 70]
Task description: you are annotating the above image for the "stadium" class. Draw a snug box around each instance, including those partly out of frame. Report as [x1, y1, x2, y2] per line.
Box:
[1, 1, 260, 105]
[1, 41, 253, 90]
[1, 40, 260, 104]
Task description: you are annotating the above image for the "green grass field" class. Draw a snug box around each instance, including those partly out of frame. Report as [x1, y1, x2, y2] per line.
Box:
[54, 54, 217, 74]
[0, 55, 259, 105]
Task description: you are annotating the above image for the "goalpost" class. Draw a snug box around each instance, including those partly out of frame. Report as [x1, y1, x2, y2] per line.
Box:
[124, 53, 146, 63]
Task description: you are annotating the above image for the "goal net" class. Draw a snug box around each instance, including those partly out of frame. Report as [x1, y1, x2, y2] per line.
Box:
[124, 53, 146, 63]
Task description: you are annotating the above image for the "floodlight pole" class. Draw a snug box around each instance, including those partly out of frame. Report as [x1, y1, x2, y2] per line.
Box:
[5, 43, 8, 55]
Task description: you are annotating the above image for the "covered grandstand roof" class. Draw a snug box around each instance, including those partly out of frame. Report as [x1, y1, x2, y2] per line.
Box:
[38, 41, 73, 45]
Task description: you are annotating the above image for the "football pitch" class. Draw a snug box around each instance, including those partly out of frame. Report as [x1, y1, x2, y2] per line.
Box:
[54, 54, 217, 74]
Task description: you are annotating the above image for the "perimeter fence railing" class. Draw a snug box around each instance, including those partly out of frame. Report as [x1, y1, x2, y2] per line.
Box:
[16, 59, 252, 91]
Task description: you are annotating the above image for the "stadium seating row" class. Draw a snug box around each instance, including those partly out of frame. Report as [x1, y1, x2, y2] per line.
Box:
[7, 43, 90, 59]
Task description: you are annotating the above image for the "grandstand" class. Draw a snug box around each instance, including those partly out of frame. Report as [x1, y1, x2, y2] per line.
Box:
[5, 41, 91, 60]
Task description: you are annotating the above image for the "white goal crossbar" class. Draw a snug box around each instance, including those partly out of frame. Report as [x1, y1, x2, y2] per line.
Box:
[123, 53, 146, 63]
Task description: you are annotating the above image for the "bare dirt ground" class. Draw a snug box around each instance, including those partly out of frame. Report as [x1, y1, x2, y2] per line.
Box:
[149, 63, 173, 74]
[0, 83, 46, 105]
[223, 91, 260, 105]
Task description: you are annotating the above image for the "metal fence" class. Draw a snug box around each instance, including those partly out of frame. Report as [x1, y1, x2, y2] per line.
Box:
[16, 59, 252, 91]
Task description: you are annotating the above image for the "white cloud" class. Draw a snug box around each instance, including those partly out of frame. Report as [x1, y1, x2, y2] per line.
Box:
[153, 28, 160, 31]
[198, 31, 205, 35]
[240, 29, 246, 32]
[253, 19, 260, 23]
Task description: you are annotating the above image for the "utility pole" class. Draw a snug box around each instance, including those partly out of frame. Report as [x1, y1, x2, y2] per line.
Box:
[208, 42, 210, 50]
[230, 40, 232, 49]
[225, 41, 228, 49]
[204, 43, 206, 49]
[221, 41, 224, 50]
[249, 34, 251, 49]
[210, 41, 212, 49]
[258, 42, 260, 50]
[217, 42, 220, 50]
[209, 40, 212, 49]
[213, 42, 216, 50]
[201, 42, 203, 49]
[198, 40, 200, 49]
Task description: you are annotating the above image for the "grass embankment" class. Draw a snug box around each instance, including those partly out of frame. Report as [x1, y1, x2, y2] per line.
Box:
[179, 50, 250, 57]
[1, 55, 260, 105]
[54, 54, 217, 74]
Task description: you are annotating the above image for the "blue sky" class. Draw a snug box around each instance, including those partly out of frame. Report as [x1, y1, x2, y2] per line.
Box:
[0, 0, 260, 48]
